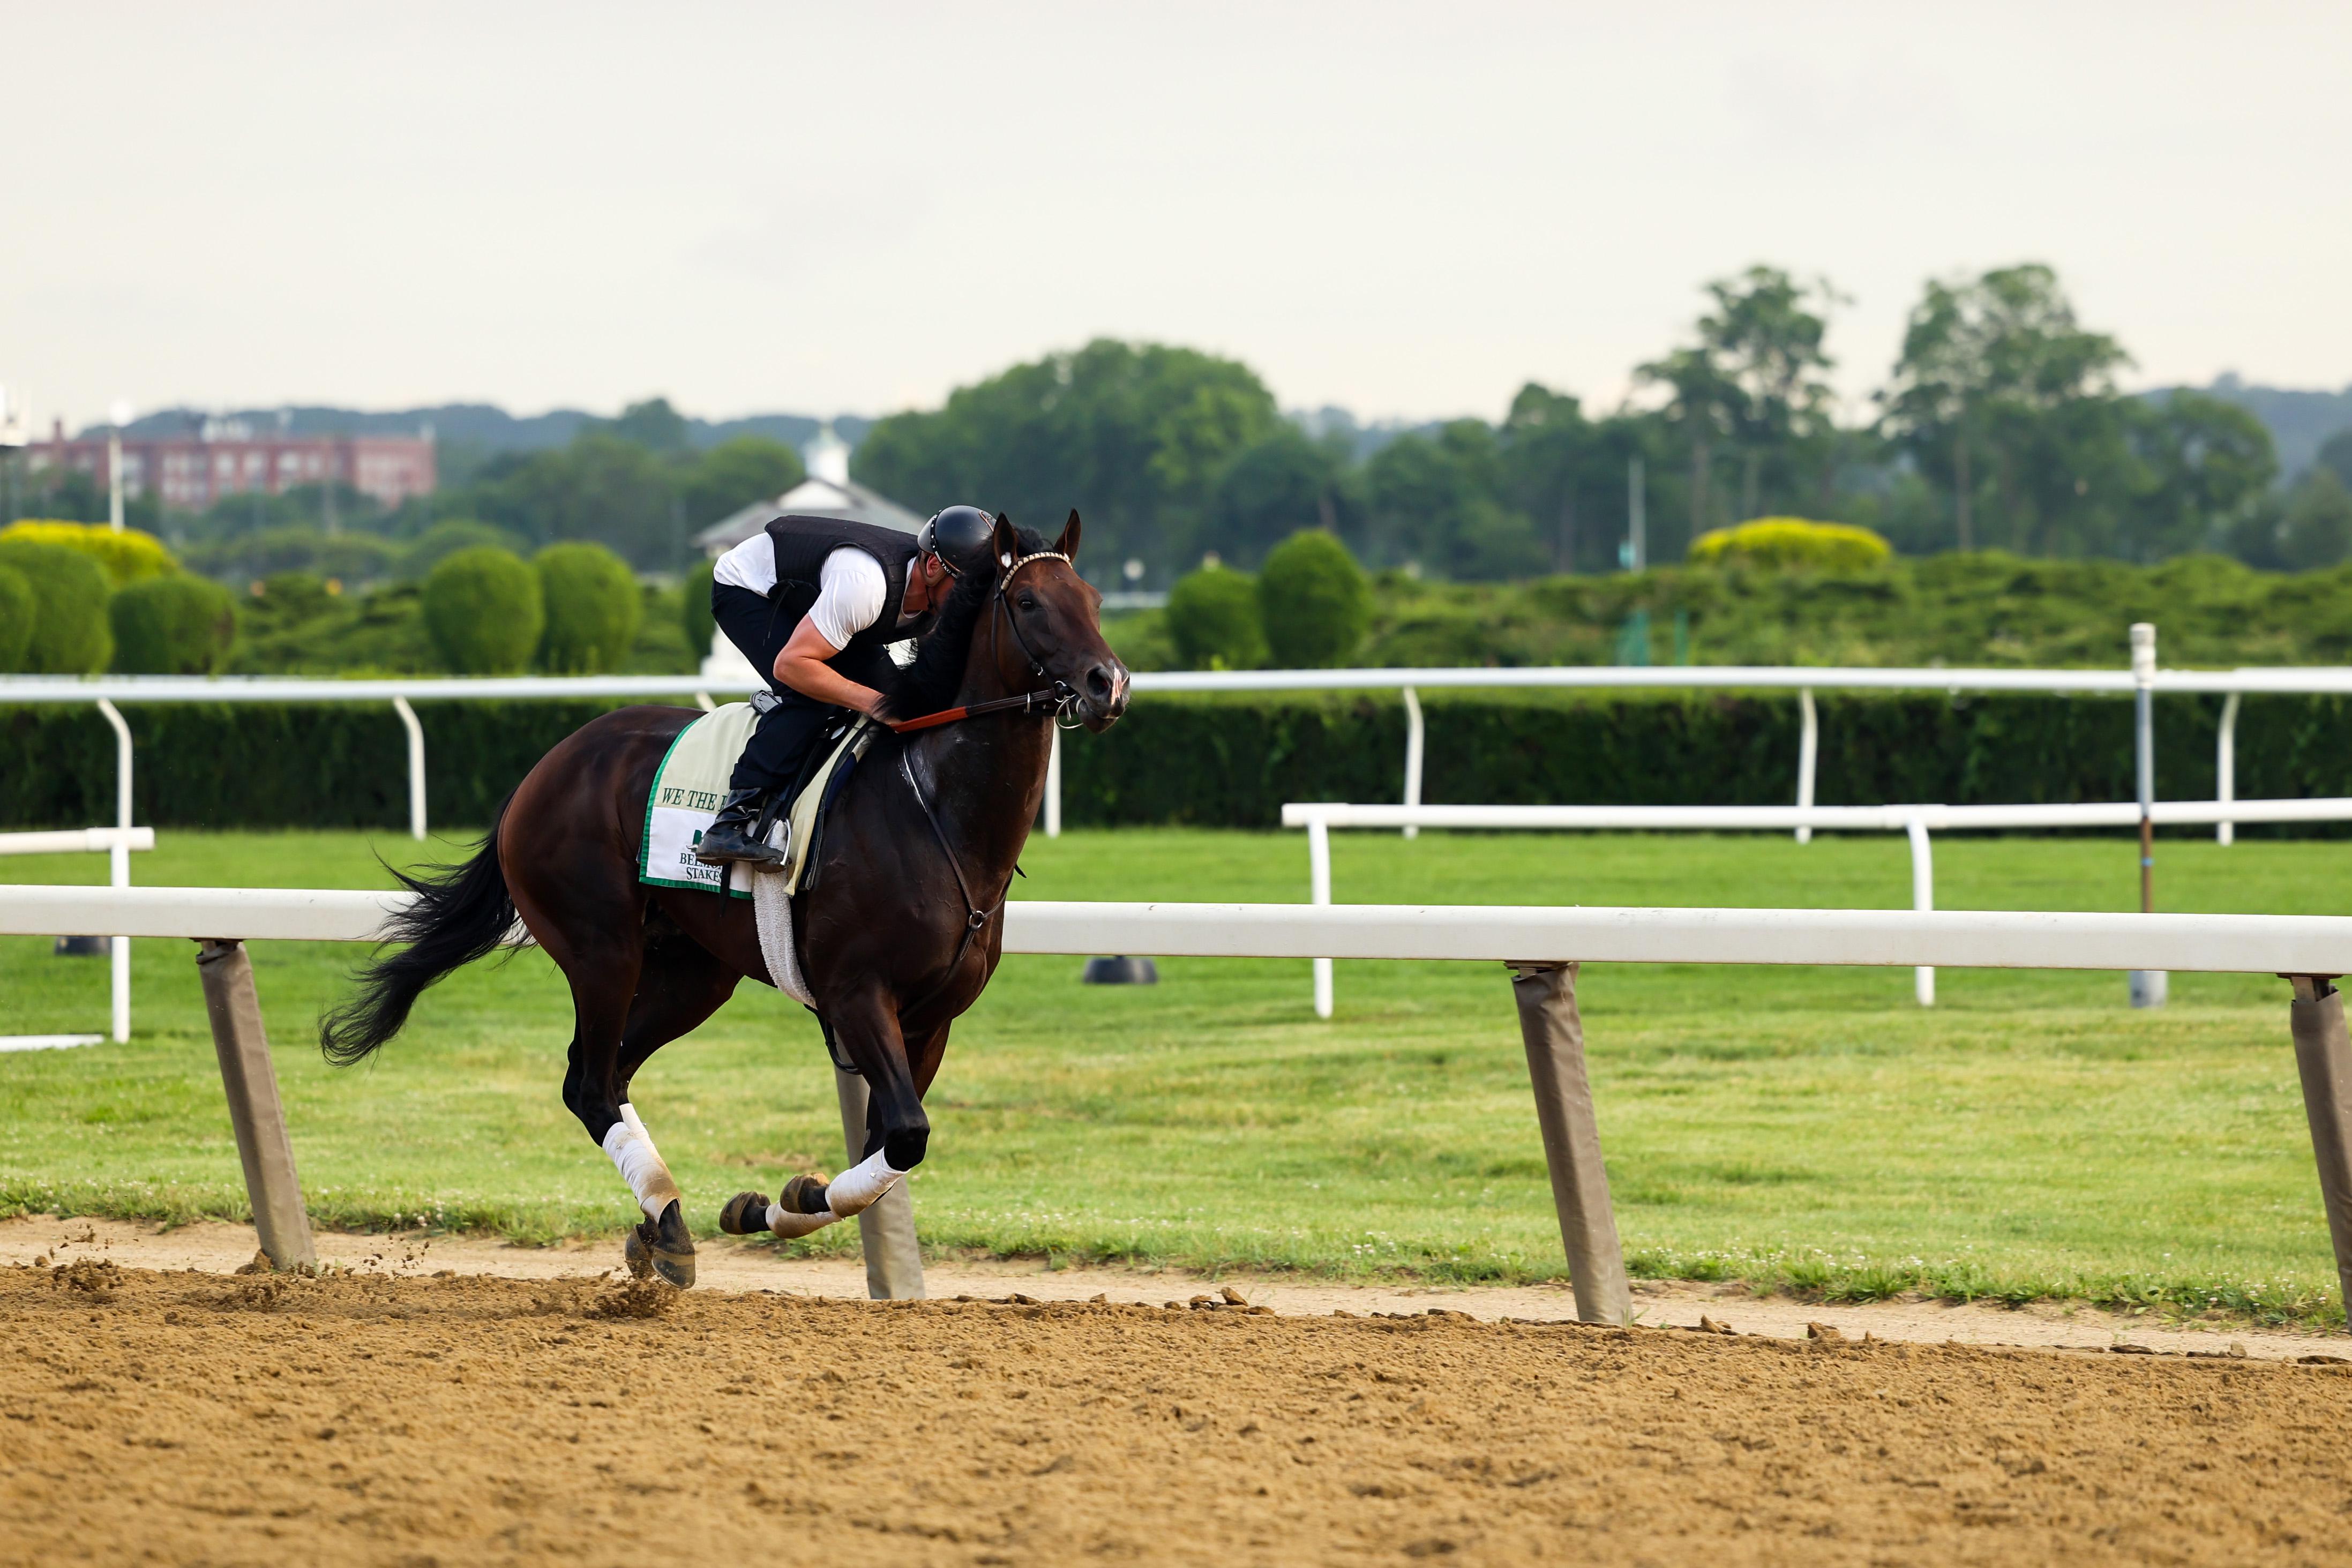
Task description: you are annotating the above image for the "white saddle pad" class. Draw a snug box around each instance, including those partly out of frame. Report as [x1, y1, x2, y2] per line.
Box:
[752, 869, 815, 1008]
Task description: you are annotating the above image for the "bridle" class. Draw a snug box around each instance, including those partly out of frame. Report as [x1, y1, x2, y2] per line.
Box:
[885, 547, 1080, 734]
[889, 544, 1082, 1017]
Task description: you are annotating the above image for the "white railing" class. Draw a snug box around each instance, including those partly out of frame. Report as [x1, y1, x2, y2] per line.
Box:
[1284, 798, 2352, 1015]
[2, 657, 2343, 842]
[0, 787, 150, 1044]
[5, 881, 2352, 1325]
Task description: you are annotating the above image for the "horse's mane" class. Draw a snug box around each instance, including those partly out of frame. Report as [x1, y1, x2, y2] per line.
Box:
[878, 524, 1050, 722]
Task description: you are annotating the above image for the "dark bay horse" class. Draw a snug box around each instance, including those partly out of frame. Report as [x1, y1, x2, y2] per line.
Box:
[320, 512, 1129, 1285]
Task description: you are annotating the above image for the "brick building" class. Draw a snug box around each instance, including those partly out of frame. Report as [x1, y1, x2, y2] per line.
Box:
[28, 416, 436, 509]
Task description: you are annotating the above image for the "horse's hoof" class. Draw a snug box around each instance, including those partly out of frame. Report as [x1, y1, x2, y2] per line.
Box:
[626, 1201, 696, 1289]
[720, 1190, 773, 1235]
[781, 1172, 831, 1216]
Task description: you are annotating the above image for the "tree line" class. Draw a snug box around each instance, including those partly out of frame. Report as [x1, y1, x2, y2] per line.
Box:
[854, 264, 2352, 583]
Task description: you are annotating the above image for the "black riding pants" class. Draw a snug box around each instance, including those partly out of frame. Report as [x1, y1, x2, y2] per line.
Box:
[712, 582, 835, 794]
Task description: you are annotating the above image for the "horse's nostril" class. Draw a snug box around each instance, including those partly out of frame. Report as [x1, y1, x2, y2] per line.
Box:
[1087, 666, 1112, 699]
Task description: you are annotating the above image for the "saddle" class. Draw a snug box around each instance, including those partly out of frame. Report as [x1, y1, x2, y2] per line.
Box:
[639, 706, 880, 898]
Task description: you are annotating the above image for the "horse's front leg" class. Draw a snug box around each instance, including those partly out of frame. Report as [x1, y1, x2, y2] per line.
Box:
[721, 989, 931, 1241]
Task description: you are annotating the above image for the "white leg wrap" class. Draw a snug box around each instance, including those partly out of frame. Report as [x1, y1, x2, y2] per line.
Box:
[603, 1108, 682, 1221]
[823, 1147, 910, 1218]
[765, 1202, 839, 1239]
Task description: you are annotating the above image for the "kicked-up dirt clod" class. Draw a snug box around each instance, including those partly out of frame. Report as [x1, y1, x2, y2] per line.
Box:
[0, 1263, 2347, 1565]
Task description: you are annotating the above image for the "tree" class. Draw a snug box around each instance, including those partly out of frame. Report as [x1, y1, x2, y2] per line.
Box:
[680, 436, 804, 531]
[0, 565, 32, 671]
[1362, 422, 1545, 581]
[2281, 469, 2352, 571]
[851, 339, 1280, 581]
[1880, 264, 2129, 554]
[591, 397, 695, 454]
[2124, 393, 2276, 561]
[535, 542, 641, 673]
[0, 538, 110, 673]
[1258, 531, 1371, 667]
[1164, 565, 1266, 669]
[110, 575, 237, 673]
[422, 547, 543, 673]
[471, 434, 681, 568]
[2317, 429, 2352, 492]
[1202, 427, 1359, 571]
[1639, 266, 1839, 538]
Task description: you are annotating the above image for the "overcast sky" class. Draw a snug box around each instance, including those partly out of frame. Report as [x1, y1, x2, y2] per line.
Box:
[5, 1, 2348, 433]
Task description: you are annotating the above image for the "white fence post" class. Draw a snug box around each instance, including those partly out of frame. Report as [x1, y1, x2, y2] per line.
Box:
[1045, 725, 1062, 838]
[1795, 688, 1818, 844]
[1308, 815, 1333, 1019]
[392, 697, 426, 842]
[2217, 691, 2239, 846]
[96, 699, 132, 1042]
[1401, 686, 1424, 841]
[1907, 816, 1935, 1008]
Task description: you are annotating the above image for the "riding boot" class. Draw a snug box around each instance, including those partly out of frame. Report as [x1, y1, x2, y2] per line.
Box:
[694, 788, 787, 868]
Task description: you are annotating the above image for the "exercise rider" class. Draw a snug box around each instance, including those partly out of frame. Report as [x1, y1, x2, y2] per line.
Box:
[695, 505, 999, 868]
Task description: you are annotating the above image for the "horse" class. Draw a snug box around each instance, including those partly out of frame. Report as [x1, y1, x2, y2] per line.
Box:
[319, 511, 1129, 1286]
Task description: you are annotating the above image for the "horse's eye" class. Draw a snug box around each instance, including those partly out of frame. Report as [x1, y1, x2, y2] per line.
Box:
[1018, 596, 1037, 611]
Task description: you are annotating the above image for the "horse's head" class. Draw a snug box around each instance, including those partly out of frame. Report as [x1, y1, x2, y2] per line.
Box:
[988, 511, 1130, 733]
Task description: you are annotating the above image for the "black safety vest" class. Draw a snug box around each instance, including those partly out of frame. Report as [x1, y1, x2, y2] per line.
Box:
[760, 514, 933, 688]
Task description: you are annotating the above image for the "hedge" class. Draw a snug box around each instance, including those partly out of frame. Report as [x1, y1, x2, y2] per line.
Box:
[10, 690, 2352, 836]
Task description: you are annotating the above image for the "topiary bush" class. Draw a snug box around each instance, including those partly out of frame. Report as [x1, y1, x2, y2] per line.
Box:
[535, 542, 641, 673]
[0, 565, 32, 672]
[1688, 517, 1892, 573]
[109, 574, 238, 674]
[1257, 529, 1371, 667]
[422, 547, 543, 674]
[680, 557, 716, 663]
[0, 519, 176, 587]
[0, 538, 112, 673]
[1166, 565, 1267, 670]
[403, 517, 530, 580]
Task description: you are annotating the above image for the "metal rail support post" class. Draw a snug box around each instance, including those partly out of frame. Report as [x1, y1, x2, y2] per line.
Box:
[2287, 975, 2352, 1329]
[1907, 817, 1935, 1007]
[1794, 688, 1818, 844]
[192, 940, 316, 1271]
[1308, 816, 1334, 1018]
[2216, 692, 2240, 846]
[1044, 725, 1062, 838]
[833, 1066, 926, 1300]
[392, 696, 426, 842]
[2130, 624, 2167, 1007]
[1507, 962, 1630, 1325]
[96, 699, 133, 1041]
[1400, 686, 1424, 841]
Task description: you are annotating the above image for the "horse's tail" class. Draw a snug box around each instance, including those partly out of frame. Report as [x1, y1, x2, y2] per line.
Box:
[320, 796, 518, 1067]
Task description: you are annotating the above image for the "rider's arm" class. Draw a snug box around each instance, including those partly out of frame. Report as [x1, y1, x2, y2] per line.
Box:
[771, 549, 888, 715]
[773, 617, 883, 715]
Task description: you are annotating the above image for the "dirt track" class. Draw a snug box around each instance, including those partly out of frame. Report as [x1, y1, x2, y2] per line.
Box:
[4, 1255, 2350, 1565]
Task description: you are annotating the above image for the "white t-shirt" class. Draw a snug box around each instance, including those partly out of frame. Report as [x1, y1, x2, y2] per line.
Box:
[713, 537, 890, 650]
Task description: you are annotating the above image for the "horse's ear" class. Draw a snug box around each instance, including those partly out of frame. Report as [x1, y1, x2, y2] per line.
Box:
[1054, 509, 1082, 562]
[991, 510, 1019, 571]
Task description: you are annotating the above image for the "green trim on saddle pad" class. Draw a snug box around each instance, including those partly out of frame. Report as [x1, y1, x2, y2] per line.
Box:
[638, 704, 881, 898]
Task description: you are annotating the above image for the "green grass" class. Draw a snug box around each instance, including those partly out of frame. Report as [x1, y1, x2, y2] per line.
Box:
[2, 827, 2346, 1324]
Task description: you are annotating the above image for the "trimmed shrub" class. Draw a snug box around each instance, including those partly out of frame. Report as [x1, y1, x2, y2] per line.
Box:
[535, 542, 641, 673]
[0, 566, 31, 671]
[1259, 529, 1371, 667]
[1166, 565, 1267, 670]
[404, 518, 530, 579]
[0, 519, 176, 587]
[680, 557, 716, 663]
[422, 547, 543, 674]
[1689, 517, 1892, 572]
[0, 539, 112, 673]
[109, 575, 238, 674]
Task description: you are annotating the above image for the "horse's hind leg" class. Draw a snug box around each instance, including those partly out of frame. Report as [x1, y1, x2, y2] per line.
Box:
[605, 935, 741, 1285]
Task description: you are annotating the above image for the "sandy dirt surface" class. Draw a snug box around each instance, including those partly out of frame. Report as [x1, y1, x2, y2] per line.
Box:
[2, 1214, 2344, 1362]
[4, 1250, 2351, 1567]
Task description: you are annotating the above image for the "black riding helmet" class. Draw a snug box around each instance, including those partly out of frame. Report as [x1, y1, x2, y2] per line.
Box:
[916, 505, 998, 579]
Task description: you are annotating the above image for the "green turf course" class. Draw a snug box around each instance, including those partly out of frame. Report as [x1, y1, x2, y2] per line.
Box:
[2, 827, 2346, 1323]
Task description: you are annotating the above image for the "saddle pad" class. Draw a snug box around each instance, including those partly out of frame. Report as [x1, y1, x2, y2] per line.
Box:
[640, 704, 760, 898]
[778, 718, 880, 891]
